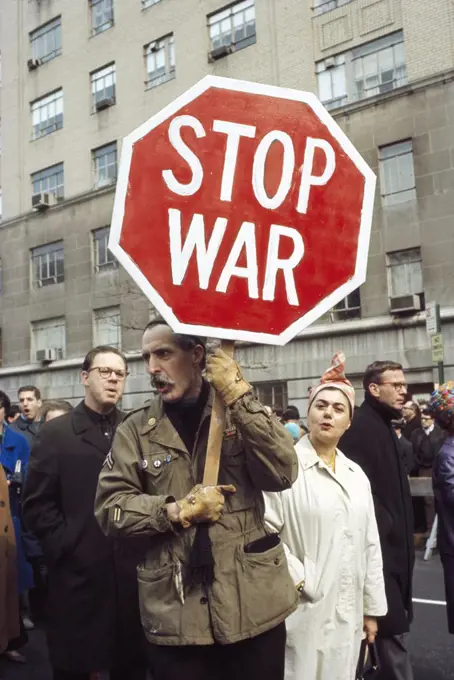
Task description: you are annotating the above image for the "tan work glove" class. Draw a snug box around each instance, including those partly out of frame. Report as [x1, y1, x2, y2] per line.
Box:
[206, 348, 252, 406]
[178, 484, 236, 529]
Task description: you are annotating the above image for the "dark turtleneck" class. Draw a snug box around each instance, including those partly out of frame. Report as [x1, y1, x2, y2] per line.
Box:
[164, 379, 210, 455]
[365, 390, 402, 425]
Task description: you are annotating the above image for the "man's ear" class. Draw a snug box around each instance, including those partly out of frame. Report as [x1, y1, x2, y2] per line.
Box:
[193, 345, 205, 367]
[368, 383, 380, 399]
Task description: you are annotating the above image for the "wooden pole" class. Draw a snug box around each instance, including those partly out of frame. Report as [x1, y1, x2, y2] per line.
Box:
[203, 340, 235, 486]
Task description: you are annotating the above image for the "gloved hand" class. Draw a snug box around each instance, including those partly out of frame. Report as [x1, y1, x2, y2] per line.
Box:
[178, 484, 236, 529]
[206, 348, 252, 406]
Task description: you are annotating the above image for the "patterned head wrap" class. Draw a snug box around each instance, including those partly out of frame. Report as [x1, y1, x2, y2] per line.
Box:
[308, 352, 355, 415]
[428, 381, 454, 429]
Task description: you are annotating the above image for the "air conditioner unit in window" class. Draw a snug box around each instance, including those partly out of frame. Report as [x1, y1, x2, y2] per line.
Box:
[208, 44, 234, 62]
[27, 57, 41, 71]
[36, 348, 58, 363]
[324, 57, 337, 69]
[32, 192, 56, 211]
[389, 294, 422, 314]
[95, 97, 115, 111]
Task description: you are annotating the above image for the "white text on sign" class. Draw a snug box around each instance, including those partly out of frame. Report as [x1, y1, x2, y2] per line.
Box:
[162, 115, 336, 305]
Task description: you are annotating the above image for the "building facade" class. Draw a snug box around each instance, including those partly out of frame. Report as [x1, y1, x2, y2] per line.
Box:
[0, 0, 453, 413]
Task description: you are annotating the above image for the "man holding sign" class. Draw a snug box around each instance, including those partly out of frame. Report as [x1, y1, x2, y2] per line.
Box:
[95, 320, 298, 680]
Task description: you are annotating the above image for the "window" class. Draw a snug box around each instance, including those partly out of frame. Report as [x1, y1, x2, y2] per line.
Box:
[379, 140, 416, 206]
[91, 63, 116, 110]
[332, 289, 361, 320]
[316, 32, 407, 109]
[31, 242, 64, 288]
[92, 142, 117, 188]
[145, 34, 175, 88]
[314, 0, 352, 15]
[31, 163, 64, 199]
[94, 307, 121, 348]
[387, 248, 423, 298]
[90, 0, 114, 34]
[353, 32, 407, 101]
[30, 17, 61, 63]
[208, 0, 256, 54]
[32, 317, 66, 360]
[93, 227, 117, 271]
[253, 381, 288, 411]
[142, 0, 162, 7]
[31, 89, 63, 139]
[316, 56, 347, 110]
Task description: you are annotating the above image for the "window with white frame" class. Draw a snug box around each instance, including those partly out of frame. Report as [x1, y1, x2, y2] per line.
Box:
[92, 142, 117, 188]
[332, 289, 361, 320]
[30, 17, 61, 63]
[90, 0, 114, 34]
[93, 227, 117, 271]
[313, 0, 352, 15]
[316, 31, 407, 110]
[379, 140, 416, 206]
[31, 89, 63, 139]
[208, 0, 256, 54]
[32, 317, 66, 360]
[91, 63, 116, 110]
[387, 248, 423, 299]
[31, 163, 64, 199]
[316, 56, 347, 110]
[94, 307, 121, 348]
[142, 0, 162, 7]
[31, 242, 64, 288]
[253, 381, 288, 411]
[145, 34, 175, 88]
[352, 32, 407, 101]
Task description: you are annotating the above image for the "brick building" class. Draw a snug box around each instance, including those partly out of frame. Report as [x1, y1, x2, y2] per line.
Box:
[0, 0, 453, 412]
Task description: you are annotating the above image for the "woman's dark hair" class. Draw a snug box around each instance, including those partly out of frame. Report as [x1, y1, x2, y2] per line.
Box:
[282, 405, 300, 422]
[363, 360, 404, 391]
[0, 391, 11, 414]
[82, 346, 128, 372]
[143, 320, 207, 370]
[7, 404, 21, 421]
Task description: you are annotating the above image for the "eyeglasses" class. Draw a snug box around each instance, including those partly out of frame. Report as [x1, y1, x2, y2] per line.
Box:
[87, 367, 129, 380]
[378, 382, 407, 393]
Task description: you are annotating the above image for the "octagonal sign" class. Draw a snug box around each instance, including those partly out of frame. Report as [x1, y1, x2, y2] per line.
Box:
[110, 75, 375, 345]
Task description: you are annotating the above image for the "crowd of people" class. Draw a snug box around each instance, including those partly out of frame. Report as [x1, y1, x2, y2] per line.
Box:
[0, 324, 453, 680]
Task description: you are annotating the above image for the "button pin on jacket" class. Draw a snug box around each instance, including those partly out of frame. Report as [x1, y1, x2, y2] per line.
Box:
[153, 459, 162, 469]
[148, 417, 156, 427]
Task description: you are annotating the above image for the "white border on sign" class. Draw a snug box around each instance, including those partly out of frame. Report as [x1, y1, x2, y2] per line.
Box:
[109, 75, 376, 346]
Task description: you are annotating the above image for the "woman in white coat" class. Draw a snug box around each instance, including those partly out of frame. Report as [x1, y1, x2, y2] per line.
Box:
[265, 353, 387, 680]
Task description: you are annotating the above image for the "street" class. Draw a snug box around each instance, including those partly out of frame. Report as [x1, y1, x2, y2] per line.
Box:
[0, 553, 452, 680]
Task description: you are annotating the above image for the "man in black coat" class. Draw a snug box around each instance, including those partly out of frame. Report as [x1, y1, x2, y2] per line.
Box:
[340, 360, 415, 680]
[22, 346, 147, 680]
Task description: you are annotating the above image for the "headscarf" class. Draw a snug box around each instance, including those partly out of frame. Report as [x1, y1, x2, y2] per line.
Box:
[308, 351, 355, 415]
[428, 381, 454, 429]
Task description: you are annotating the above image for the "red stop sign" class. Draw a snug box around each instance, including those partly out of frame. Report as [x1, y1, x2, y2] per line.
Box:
[111, 76, 375, 345]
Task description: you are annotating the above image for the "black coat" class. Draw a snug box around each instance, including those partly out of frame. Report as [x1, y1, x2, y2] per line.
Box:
[397, 435, 414, 476]
[339, 393, 415, 637]
[22, 402, 146, 674]
[410, 425, 446, 471]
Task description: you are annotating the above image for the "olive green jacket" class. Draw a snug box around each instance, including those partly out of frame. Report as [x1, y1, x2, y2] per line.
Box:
[95, 388, 298, 646]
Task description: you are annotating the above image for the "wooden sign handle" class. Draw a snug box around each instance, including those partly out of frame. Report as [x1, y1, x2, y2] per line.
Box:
[203, 340, 235, 486]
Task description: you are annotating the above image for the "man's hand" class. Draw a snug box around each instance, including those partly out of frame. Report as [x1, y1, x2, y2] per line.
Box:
[363, 616, 378, 644]
[206, 348, 251, 406]
[169, 484, 236, 528]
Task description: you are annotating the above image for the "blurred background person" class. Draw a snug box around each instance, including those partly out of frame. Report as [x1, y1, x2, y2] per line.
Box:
[10, 386, 43, 446]
[0, 465, 20, 657]
[402, 401, 421, 441]
[429, 383, 454, 635]
[40, 400, 73, 423]
[0, 390, 32, 665]
[7, 405, 21, 425]
[392, 419, 414, 475]
[265, 353, 386, 680]
[411, 407, 445, 535]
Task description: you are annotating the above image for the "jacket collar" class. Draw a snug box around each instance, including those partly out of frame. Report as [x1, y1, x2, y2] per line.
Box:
[72, 400, 123, 457]
[296, 434, 357, 473]
[364, 390, 401, 424]
[139, 385, 215, 455]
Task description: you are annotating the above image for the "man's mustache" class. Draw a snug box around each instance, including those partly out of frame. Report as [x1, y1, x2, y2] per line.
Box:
[150, 374, 175, 389]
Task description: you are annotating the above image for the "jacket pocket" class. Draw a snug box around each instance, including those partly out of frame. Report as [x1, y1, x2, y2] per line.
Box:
[137, 563, 182, 638]
[238, 540, 297, 629]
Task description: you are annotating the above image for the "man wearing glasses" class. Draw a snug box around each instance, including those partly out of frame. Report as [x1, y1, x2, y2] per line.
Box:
[23, 346, 147, 680]
[340, 361, 415, 680]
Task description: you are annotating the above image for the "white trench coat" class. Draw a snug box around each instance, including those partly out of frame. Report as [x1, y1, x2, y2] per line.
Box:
[264, 435, 387, 680]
